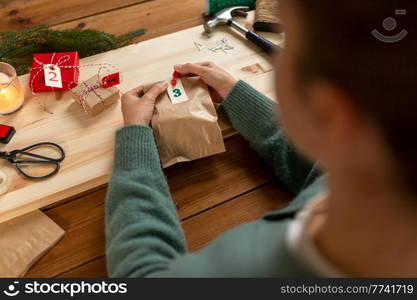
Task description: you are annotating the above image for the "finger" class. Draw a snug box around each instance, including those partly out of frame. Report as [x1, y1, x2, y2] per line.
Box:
[173, 62, 211, 75]
[191, 62, 216, 67]
[125, 86, 144, 97]
[142, 81, 168, 102]
[174, 63, 209, 76]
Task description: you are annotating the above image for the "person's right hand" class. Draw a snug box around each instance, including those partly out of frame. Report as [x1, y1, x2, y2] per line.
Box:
[174, 62, 237, 102]
[121, 82, 168, 127]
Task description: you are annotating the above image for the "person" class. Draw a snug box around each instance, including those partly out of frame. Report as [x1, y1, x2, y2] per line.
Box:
[106, 0, 416, 277]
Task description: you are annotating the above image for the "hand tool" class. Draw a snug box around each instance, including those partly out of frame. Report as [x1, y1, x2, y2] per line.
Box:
[0, 142, 65, 180]
[204, 6, 279, 54]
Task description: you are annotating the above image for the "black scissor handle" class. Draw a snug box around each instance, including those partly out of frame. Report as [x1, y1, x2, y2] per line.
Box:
[245, 30, 278, 54]
[15, 142, 65, 163]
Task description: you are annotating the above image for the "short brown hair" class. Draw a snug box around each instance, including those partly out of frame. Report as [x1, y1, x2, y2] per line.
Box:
[293, 0, 417, 193]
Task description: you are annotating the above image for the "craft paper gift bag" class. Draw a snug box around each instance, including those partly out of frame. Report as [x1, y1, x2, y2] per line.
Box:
[150, 77, 226, 167]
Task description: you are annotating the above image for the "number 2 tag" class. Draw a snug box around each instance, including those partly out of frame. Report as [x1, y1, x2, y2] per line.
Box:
[167, 78, 189, 104]
[44, 64, 63, 88]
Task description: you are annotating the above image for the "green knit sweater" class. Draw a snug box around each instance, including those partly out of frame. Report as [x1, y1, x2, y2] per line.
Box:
[106, 80, 323, 277]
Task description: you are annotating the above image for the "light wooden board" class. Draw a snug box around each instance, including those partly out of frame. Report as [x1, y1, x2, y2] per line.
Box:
[0, 21, 283, 224]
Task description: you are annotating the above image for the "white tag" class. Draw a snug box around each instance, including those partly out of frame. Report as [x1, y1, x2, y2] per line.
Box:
[44, 64, 63, 88]
[167, 79, 189, 104]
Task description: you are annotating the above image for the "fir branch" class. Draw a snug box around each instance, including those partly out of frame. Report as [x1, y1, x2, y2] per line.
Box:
[117, 29, 147, 46]
[0, 25, 146, 75]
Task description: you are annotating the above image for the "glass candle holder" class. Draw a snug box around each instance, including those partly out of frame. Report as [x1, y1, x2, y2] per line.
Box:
[0, 62, 25, 115]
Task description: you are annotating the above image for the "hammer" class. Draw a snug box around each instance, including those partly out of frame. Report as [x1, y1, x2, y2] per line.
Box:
[204, 6, 278, 54]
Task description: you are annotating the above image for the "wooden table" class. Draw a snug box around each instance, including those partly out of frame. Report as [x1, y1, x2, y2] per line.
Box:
[1, 0, 291, 277]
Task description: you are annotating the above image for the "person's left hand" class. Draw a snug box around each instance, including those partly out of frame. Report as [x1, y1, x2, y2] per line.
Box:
[121, 81, 168, 126]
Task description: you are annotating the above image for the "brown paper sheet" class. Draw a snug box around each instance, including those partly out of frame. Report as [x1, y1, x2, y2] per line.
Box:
[149, 77, 226, 167]
[0, 210, 64, 277]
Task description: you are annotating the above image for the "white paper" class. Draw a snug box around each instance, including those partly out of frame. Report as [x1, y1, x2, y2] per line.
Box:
[43, 64, 63, 88]
[167, 78, 189, 104]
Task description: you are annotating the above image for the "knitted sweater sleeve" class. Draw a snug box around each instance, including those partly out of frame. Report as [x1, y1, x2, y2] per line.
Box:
[220, 80, 320, 194]
[106, 125, 186, 277]
[105, 81, 319, 278]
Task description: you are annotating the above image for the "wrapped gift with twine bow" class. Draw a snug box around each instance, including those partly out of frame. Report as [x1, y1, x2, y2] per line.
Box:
[72, 71, 121, 116]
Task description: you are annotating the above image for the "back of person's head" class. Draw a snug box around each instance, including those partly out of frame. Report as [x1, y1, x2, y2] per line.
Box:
[292, 0, 417, 194]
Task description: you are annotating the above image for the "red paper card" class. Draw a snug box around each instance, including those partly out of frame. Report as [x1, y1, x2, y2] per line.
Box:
[101, 73, 121, 88]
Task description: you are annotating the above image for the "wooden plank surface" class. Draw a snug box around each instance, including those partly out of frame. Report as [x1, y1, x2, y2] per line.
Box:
[0, 19, 283, 224]
[59, 256, 107, 278]
[55, 183, 290, 278]
[26, 136, 290, 277]
[183, 182, 290, 252]
[53, 0, 206, 43]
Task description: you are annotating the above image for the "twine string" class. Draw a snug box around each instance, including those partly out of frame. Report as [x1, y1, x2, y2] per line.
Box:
[77, 81, 104, 113]
[255, 0, 281, 23]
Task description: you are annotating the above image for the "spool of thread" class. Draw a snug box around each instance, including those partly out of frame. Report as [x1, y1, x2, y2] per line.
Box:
[254, 0, 283, 33]
[205, 0, 256, 16]
[0, 169, 12, 195]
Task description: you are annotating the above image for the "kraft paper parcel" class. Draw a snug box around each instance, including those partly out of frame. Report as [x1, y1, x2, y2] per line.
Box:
[0, 210, 64, 277]
[147, 77, 226, 167]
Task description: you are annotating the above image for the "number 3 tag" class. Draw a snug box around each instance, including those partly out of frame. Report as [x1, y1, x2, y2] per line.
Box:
[44, 64, 63, 88]
[167, 78, 189, 104]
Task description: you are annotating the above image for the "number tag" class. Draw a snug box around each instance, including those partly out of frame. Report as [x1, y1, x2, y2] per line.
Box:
[44, 64, 63, 88]
[167, 78, 189, 104]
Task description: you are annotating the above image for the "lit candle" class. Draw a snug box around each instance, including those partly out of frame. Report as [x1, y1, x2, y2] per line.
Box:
[0, 63, 25, 115]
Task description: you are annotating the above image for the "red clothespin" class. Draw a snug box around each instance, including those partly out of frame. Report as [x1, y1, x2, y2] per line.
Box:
[171, 71, 181, 87]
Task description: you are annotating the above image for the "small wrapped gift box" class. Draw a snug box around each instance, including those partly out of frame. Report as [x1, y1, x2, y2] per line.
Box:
[29, 51, 80, 92]
[72, 74, 121, 116]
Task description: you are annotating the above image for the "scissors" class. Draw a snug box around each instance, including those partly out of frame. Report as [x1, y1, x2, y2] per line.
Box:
[0, 142, 65, 180]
